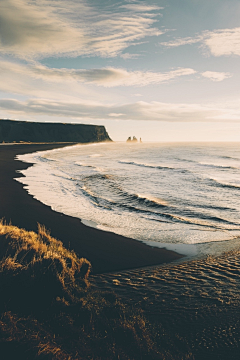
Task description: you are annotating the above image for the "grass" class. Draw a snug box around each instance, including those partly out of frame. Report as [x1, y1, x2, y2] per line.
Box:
[0, 221, 91, 312]
[0, 221, 196, 360]
[0, 221, 194, 360]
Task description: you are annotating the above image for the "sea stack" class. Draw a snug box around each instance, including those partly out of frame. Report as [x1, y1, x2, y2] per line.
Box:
[126, 136, 138, 142]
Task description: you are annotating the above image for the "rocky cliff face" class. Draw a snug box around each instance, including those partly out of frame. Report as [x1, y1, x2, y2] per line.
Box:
[0, 120, 112, 143]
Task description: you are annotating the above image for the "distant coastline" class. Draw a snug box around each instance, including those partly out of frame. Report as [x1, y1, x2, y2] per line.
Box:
[0, 119, 112, 144]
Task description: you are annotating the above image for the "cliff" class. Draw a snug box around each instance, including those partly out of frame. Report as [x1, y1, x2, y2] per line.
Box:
[0, 119, 112, 143]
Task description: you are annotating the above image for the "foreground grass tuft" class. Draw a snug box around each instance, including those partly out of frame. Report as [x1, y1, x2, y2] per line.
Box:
[0, 221, 188, 360]
[0, 221, 91, 311]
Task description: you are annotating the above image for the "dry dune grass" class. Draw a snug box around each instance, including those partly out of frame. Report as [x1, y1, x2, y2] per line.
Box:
[0, 220, 91, 281]
[0, 221, 91, 311]
[0, 221, 185, 360]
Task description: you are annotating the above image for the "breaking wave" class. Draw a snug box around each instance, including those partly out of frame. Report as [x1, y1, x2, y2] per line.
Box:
[119, 160, 174, 170]
[208, 178, 240, 190]
[15, 142, 240, 253]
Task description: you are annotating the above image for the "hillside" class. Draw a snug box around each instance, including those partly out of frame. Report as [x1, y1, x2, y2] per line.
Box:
[0, 222, 163, 360]
[0, 119, 112, 143]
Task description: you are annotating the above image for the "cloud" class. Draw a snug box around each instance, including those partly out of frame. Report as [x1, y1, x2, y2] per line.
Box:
[0, 60, 84, 100]
[108, 113, 125, 117]
[1, 97, 238, 122]
[204, 28, 240, 56]
[0, 0, 85, 59]
[36, 66, 196, 87]
[120, 53, 140, 59]
[0, 0, 163, 59]
[0, 60, 196, 89]
[161, 27, 240, 57]
[120, 4, 164, 12]
[161, 36, 203, 48]
[201, 71, 232, 82]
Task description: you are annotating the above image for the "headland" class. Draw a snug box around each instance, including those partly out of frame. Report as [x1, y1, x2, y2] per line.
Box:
[0, 119, 111, 143]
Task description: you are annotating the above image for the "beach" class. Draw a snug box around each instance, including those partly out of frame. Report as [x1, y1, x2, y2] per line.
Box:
[1, 0, 240, 357]
[0, 143, 182, 274]
[92, 248, 240, 360]
[0, 143, 239, 359]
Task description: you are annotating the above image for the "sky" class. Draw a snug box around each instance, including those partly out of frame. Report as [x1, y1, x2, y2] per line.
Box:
[1, 0, 240, 141]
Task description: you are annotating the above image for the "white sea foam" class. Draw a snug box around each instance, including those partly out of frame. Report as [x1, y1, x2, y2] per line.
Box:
[15, 142, 240, 258]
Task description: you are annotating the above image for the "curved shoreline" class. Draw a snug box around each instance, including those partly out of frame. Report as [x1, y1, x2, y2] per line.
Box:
[0, 143, 183, 274]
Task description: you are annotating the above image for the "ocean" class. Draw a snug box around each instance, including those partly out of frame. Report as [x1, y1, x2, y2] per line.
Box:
[16, 142, 240, 258]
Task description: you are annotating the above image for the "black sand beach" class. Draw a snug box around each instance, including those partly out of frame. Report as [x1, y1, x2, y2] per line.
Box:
[0, 143, 182, 274]
[0, 143, 239, 359]
[92, 249, 240, 360]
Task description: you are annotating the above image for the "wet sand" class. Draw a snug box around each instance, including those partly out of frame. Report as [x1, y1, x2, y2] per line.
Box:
[0, 143, 182, 274]
[92, 248, 240, 359]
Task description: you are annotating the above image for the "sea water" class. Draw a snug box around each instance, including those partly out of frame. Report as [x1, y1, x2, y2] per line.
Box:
[16, 142, 240, 258]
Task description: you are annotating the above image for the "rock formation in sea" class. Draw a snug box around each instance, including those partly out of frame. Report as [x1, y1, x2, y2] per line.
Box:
[0, 119, 112, 143]
[126, 136, 138, 142]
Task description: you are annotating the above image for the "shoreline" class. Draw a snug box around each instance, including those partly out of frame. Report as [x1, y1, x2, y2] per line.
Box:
[0, 143, 183, 274]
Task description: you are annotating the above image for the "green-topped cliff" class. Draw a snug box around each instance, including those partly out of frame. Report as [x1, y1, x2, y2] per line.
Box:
[0, 119, 112, 143]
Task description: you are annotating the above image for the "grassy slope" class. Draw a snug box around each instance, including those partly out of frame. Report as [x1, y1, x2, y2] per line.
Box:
[0, 221, 193, 360]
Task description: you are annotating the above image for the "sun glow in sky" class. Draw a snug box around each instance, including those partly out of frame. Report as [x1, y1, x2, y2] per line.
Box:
[1, 0, 240, 141]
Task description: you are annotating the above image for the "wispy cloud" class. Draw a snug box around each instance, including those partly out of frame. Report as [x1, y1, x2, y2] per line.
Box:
[0, 60, 196, 89]
[0, 0, 85, 59]
[1, 98, 238, 122]
[201, 71, 232, 82]
[119, 4, 164, 12]
[0, 0, 163, 59]
[161, 36, 203, 48]
[161, 27, 240, 57]
[120, 53, 140, 59]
